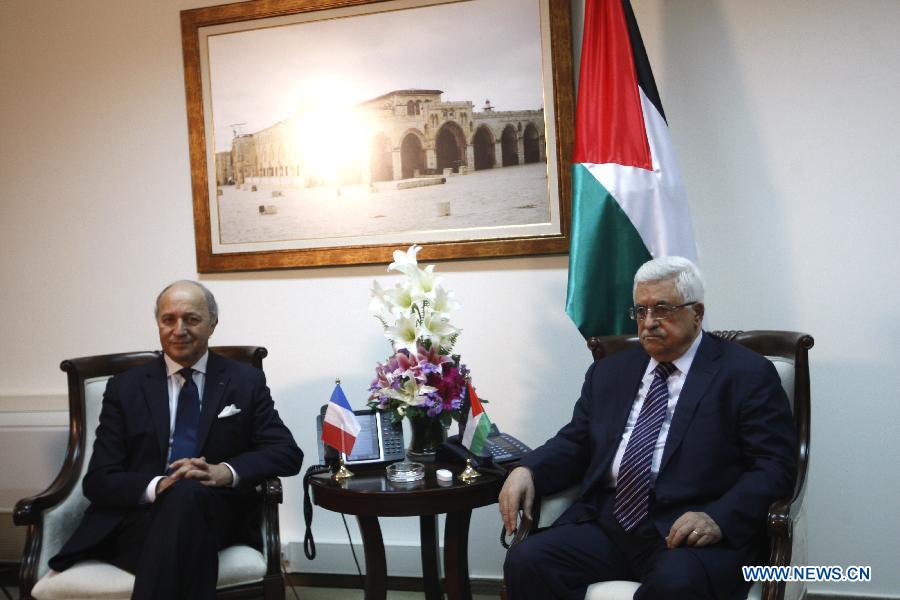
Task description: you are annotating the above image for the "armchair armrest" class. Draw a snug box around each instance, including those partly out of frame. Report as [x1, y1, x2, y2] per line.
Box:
[14, 446, 84, 527]
[766, 496, 796, 566]
[14, 452, 86, 597]
[508, 486, 580, 549]
[761, 485, 807, 600]
[261, 477, 283, 577]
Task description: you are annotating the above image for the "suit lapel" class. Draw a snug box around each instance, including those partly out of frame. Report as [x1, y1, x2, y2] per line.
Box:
[196, 351, 229, 454]
[585, 351, 650, 492]
[658, 332, 722, 473]
[609, 352, 651, 447]
[143, 356, 170, 461]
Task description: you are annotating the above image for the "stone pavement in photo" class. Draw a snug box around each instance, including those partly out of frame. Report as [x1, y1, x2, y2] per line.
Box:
[216, 162, 552, 245]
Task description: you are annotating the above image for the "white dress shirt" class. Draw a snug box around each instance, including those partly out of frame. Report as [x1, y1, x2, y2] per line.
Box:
[606, 331, 703, 488]
[141, 351, 238, 503]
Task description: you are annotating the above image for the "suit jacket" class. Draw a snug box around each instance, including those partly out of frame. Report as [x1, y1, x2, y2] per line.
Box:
[521, 332, 796, 549]
[52, 351, 302, 567]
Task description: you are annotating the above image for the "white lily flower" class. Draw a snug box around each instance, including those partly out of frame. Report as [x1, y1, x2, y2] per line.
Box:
[383, 379, 436, 408]
[369, 280, 392, 315]
[386, 282, 416, 317]
[431, 285, 460, 316]
[435, 332, 459, 352]
[409, 384, 438, 406]
[410, 264, 442, 301]
[388, 244, 422, 276]
[385, 316, 419, 353]
[421, 314, 456, 341]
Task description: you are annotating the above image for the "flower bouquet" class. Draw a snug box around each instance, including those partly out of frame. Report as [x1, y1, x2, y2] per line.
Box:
[368, 245, 467, 456]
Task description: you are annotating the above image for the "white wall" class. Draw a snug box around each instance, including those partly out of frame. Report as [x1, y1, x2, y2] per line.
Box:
[1, 0, 898, 596]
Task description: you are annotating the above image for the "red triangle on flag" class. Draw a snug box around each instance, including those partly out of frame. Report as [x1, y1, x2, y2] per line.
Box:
[573, 0, 653, 170]
[467, 382, 484, 417]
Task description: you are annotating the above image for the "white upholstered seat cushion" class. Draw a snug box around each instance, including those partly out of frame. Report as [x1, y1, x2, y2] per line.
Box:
[31, 545, 266, 600]
[583, 580, 761, 599]
[584, 580, 640, 600]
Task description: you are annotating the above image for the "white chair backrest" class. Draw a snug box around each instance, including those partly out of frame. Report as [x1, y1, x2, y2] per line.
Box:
[768, 356, 795, 409]
[38, 375, 111, 578]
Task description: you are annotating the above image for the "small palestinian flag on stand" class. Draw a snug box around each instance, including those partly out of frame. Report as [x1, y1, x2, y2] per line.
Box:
[461, 382, 491, 456]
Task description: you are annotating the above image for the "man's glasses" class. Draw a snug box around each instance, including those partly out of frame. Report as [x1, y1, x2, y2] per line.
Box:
[628, 301, 697, 322]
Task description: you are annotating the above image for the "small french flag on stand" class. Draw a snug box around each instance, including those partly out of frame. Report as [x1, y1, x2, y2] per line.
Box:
[321, 380, 361, 456]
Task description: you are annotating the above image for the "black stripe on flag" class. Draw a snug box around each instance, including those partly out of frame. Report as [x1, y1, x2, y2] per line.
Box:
[621, 0, 667, 124]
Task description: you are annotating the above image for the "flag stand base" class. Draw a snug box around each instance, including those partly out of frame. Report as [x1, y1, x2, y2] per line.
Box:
[333, 459, 354, 481]
[459, 458, 481, 482]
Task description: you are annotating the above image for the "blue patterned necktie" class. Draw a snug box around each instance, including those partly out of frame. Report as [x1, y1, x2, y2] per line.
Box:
[613, 361, 677, 531]
[169, 367, 200, 465]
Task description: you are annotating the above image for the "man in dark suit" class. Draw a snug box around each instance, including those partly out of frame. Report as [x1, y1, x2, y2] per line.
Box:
[50, 280, 303, 599]
[500, 257, 796, 599]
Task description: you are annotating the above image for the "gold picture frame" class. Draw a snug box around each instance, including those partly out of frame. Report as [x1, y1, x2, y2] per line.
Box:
[181, 0, 574, 271]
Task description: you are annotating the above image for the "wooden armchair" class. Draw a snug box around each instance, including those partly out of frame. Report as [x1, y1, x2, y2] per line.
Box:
[14, 346, 285, 600]
[509, 330, 813, 600]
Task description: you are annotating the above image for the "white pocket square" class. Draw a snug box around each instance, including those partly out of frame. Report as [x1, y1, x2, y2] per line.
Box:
[217, 404, 241, 418]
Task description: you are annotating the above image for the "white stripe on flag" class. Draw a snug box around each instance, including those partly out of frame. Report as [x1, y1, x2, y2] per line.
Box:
[461, 412, 482, 448]
[324, 405, 361, 437]
[582, 89, 697, 261]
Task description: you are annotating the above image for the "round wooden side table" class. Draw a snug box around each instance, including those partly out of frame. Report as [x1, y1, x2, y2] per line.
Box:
[310, 462, 504, 600]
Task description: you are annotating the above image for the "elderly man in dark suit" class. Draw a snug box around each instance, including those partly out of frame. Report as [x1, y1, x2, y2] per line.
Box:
[50, 280, 302, 599]
[500, 257, 796, 600]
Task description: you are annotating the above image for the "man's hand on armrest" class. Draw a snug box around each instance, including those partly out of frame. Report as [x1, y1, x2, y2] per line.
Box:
[499, 466, 535, 536]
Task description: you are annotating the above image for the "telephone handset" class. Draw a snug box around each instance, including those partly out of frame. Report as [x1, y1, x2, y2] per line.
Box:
[437, 424, 531, 467]
[436, 385, 532, 467]
[315, 405, 406, 467]
[479, 423, 531, 463]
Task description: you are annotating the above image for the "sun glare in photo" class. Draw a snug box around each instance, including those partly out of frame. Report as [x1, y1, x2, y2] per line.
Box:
[292, 79, 369, 186]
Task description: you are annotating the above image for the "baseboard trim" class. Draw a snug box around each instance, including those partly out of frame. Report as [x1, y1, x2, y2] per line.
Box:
[285, 572, 503, 595]
[808, 593, 900, 600]
[285, 576, 895, 600]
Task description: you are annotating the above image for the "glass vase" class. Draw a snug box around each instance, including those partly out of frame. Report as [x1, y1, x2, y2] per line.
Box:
[406, 414, 448, 462]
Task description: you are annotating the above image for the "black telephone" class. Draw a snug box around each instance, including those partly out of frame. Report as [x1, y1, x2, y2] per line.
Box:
[476, 423, 532, 463]
[315, 405, 406, 467]
[437, 424, 531, 467]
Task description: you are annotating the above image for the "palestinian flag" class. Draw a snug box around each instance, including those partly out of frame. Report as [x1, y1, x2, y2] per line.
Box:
[461, 382, 491, 456]
[565, 0, 698, 337]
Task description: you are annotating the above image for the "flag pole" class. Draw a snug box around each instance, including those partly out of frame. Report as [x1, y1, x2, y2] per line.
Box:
[332, 378, 354, 481]
[459, 376, 481, 482]
[459, 457, 481, 482]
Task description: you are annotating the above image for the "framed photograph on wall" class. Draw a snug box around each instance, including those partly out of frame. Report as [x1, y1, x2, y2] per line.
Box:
[181, 0, 574, 272]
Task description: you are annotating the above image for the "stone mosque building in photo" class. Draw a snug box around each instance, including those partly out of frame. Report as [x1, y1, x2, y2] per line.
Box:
[215, 89, 546, 189]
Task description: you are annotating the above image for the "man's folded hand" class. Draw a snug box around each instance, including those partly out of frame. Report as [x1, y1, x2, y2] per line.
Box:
[159, 457, 235, 494]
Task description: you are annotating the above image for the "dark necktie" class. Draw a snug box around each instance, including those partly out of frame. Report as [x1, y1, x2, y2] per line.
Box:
[613, 361, 677, 531]
[169, 367, 200, 465]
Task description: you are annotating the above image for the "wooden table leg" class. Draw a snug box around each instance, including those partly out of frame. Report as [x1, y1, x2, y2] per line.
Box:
[443, 510, 473, 600]
[419, 515, 442, 600]
[356, 515, 387, 600]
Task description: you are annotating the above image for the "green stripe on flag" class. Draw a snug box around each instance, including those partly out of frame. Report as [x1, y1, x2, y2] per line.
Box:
[566, 163, 651, 337]
[467, 412, 493, 456]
